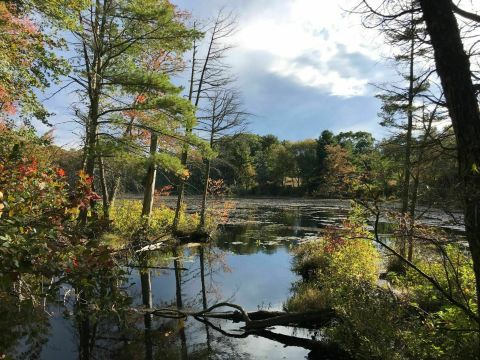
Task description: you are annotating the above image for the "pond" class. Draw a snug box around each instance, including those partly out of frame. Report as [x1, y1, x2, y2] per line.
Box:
[1, 198, 463, 360]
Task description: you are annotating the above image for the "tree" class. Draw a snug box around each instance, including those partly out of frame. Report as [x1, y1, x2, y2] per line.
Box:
[215, 133, 260, 191]
[70, 0, 196, 222]
[417, 0, 480, 324]
[316, 130, 337, 189]
[197, 88, 248, 229]
[254, 135, 285, 193]
[172, 9, 236, 231]
[374, 3, 433, 261]
[323, 144, 356, 197]
[288, 140, 317, 192]
[357, 0, 480, 327]
[0, 0, 86, 122]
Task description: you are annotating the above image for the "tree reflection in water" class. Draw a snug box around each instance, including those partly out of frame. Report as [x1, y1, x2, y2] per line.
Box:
[1, 211, 346, 360]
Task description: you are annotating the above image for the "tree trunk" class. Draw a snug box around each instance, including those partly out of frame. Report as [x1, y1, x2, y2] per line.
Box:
[408, 112, 434, 261]
[199, 246, 212, 350]
[173, 30, 197, 232]
[108, 176, 121, 209]
[142, 132, 158, 221]
[400, 21, 415, 260]
[173, 145, 188, 231]
[419, 0, 480, 326]
[174, 20, 217, 232]
[199, 159, 211, 230]
[98, 155, 110, 220]
[79, 94, 100, 224]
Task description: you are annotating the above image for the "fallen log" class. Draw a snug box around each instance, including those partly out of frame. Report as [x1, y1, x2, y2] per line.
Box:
[126, 264, 188, 271]
[198, 309, 337, 329]
[142, 302, 339, 330]
[244, 309, 337, 329]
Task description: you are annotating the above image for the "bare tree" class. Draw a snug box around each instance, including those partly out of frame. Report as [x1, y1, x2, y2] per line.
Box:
[196, 89, 248, 230]
[173, 9, 237, 231]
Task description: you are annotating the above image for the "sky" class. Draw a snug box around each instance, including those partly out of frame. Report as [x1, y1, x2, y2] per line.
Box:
[42, 0, 398, 147]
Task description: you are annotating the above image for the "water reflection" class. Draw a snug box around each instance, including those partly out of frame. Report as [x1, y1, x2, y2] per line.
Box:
[2, 199, 396, 359]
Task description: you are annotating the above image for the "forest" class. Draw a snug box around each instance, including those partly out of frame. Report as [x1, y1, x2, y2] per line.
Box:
[1, 0, 480, 359]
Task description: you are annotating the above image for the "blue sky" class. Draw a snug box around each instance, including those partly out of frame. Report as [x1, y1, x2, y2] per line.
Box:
[41, 0, 396, 147]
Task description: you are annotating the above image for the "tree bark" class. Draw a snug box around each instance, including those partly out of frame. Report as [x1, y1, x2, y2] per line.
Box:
[418, 0, 480, 325]
[199, 246, 212, 350]
[108, 175, 121, 209]
[140, 265, 153, 360]
[400, 15, 415, 261]
[408, 111, 434, 262]
[173, 20, 218, 231]
[79, 94, 100, 224]
[98, 155, 110, 220]
[199, 159, 211, 230]
[141, 132, 158, 221]
[173, 146, 188, 231]
[173, 27, 198, 232]
[78, 3, 106, 225]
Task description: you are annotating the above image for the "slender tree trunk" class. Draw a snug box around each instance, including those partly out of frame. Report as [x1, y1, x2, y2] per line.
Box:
[400, 20, 416, 259]
[407, 113, 433, 261]
[78, 2, 107, 225]
[173, 145, 188, 231]
[173, 28, 198, 232]
[199, 247, 208, 309]
[108, 176, 121, 209]
[199, 159, 211, 230]
[140, 268, 153, 309]
[98, 156, 110, 220]
[419, 0, 480, 329]
[79, 95, 100, 224]
[142, 133, 158, 220]
[174, 22, 216, 231]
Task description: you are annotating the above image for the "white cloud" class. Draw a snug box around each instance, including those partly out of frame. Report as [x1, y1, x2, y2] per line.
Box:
[234, 0, 386, 97]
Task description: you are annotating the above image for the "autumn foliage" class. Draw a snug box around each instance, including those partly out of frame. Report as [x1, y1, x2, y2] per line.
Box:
[0, 126, 100, 273]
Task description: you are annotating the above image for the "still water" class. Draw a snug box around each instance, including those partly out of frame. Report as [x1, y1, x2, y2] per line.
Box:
[1, 198, 459, 359]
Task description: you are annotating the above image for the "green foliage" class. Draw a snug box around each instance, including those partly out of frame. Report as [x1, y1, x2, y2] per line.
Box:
[288, 215, 380, 311]
[386, 243, 479, 358]
[287, 206, 478, 359]
[108, 200, 206, 242]
[0, 0, 87, 122]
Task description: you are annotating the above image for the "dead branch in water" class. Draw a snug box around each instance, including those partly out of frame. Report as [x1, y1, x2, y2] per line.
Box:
[136, 302, 338, 329]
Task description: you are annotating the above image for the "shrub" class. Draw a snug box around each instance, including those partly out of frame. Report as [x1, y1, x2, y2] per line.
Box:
[288, 206, 479, 359]
[109, 200, 204, 242]
[0, 126, 95, 273]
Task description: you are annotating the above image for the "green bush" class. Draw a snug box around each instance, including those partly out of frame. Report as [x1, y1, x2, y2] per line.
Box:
[287, 207, 478, 359]
[290, 217, 380, 302]
[108, 200, 205, 242]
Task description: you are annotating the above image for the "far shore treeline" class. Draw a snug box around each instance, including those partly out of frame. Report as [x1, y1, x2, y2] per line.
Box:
[51, 128, 457, 202]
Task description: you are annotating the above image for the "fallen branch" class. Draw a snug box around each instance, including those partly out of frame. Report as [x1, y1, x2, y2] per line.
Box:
[126, 264, 188, 271]
[140, 302, 338, 330]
